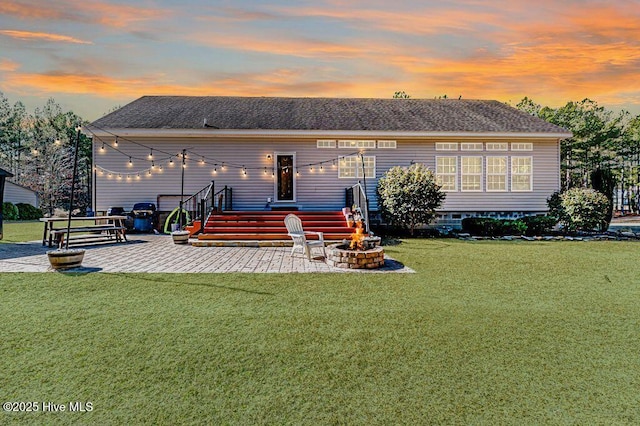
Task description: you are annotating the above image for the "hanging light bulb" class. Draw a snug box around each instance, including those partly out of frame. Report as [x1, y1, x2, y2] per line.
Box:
[221, 162, 226, 170]
[128, 157, 133, 166]
[201, 157, 206, 165]
[114, 137, 118, 147]
[264, 167, 267, 175]
[100, 143, 105, 152]
[320, 165, 324, 172]
[169, 158, 174, 165]
[149, 149, 153, 159]
[151, 160, 155, 169]
[212, 167, 217, 175]
[242, 166, 247, 176]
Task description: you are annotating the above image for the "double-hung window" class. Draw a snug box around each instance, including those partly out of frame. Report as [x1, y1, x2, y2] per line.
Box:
[511, 157, 533, 191]
[339, 156, 375, 178]
[486, 157, 507, 191]
[436, 157, 457, 191]
[461, 157, 482, 191]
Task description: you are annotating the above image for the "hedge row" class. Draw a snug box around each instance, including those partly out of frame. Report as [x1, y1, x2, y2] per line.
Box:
[2, 202, 43, 220]
[461, 216, 557, 237]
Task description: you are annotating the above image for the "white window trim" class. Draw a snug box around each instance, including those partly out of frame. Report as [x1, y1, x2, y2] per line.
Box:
[460, 156, 483, 192]
[435, 142, 458, 151]
[317, 140, 336, 148]
[486, 156, 508, 192]
[511, 142, 533, 151]
[338, 155, 376, 179]
[486, 143, 508, 151]
[377, 140, 397, 149]
[460, 142, 483, 151]
[511, 156, 533, 192]
[338, 140, 376, 149]
[436, 156, 458, 192]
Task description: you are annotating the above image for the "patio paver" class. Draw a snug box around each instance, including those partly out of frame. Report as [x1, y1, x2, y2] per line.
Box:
[0, 235, 414, 273]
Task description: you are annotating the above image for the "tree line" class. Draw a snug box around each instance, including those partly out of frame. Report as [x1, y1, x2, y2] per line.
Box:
[515, 97, 640, 214]
[0, 93, 92, 216]
[2, 92, 640, 217]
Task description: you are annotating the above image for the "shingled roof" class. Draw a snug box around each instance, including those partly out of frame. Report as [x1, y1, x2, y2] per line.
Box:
[92, 96, 569, 134]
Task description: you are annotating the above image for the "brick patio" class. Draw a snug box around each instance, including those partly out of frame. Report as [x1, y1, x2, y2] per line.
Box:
[0, 235, 413, 273]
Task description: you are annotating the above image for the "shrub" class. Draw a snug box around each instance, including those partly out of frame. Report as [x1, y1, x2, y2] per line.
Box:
[521, 215, 557, 236]
[500, 219, 527, 235]
[560, 188, 610, 232]
[461, 217, 527, 237]
[2, 202, 19, 220]
[16, 203, 43, 220]
[461, 217, 500, 236]
[377, 163, 446, 236]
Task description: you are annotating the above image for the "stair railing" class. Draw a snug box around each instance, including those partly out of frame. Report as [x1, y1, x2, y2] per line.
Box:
[182, 180, 215, 234]
[346, 181, 370, 234]
[213, 185, 232, 212]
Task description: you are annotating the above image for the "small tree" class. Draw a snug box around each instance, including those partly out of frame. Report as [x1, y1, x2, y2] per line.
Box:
[560, 188, 610, 232]
[376, 163, 446, 235]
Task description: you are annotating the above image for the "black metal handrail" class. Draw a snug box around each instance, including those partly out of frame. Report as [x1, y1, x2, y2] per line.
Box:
[182, 181, 214, 234]
[212, 185, 232, 212]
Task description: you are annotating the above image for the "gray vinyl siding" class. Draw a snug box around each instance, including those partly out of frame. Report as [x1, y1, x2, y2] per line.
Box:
[4, 181, 38, 206]
[93, 136, 559, 213]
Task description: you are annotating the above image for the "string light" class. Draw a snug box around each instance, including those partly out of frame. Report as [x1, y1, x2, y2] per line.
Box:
[88, 125, 365, 184]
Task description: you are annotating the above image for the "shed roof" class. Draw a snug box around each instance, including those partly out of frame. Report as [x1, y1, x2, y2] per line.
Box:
[92, 96, 568, 134]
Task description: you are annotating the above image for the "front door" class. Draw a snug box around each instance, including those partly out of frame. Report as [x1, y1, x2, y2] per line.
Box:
[275, 153, 296, 202]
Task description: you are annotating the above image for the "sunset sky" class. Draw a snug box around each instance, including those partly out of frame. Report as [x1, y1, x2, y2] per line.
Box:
[1, 0, 639, 121]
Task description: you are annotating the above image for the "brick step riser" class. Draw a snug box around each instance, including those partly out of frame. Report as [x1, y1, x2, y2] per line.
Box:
[203, 228, 353, 234]
[209, 215, 345, 222]
[205, 221, 350, 228]
[197, 233, 351, 241]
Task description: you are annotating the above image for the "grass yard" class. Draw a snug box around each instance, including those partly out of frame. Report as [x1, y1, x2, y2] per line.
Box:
[1, 222, 639, 424]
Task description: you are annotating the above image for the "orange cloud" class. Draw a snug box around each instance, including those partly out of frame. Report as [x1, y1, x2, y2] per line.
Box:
[0, 58, 20, 72]
[0, 70, 363, 100]
[0, 30, 92, 44]
[0, 0, 170, 28]
[189, 33, 363, 59]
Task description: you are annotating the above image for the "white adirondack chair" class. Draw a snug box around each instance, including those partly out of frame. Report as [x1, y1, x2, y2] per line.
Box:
[284, 214, 326, 261]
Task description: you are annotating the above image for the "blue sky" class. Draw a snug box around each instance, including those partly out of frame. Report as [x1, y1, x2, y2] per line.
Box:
[1, 0, 639, 120]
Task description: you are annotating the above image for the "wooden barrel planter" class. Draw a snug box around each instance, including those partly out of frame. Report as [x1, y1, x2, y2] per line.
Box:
[171, 230, 190, 244]
[47, 249, 86, 270]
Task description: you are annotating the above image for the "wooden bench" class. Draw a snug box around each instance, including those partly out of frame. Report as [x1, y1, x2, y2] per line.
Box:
[51, 225, 127, 248]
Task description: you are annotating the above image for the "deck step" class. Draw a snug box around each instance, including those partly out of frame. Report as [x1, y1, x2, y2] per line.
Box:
[198, 210, 352, 241]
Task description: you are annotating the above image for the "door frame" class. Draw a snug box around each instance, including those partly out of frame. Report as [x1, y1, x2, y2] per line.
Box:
[274, 152, 297, 202]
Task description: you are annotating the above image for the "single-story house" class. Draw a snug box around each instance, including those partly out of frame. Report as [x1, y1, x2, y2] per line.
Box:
[88, 96, 571, 227]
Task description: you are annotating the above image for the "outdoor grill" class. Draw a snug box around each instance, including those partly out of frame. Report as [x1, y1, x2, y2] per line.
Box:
[130, 202, 158, 232]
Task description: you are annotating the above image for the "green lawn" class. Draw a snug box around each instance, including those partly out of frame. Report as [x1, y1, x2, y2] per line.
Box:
[1, 222, 639, 424]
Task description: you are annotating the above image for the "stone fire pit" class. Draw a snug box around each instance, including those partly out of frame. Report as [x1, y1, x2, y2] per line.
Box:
[327, 238, 384, 269]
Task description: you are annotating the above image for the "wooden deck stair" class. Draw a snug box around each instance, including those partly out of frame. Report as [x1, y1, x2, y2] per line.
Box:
[197, 211, 353, 242]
